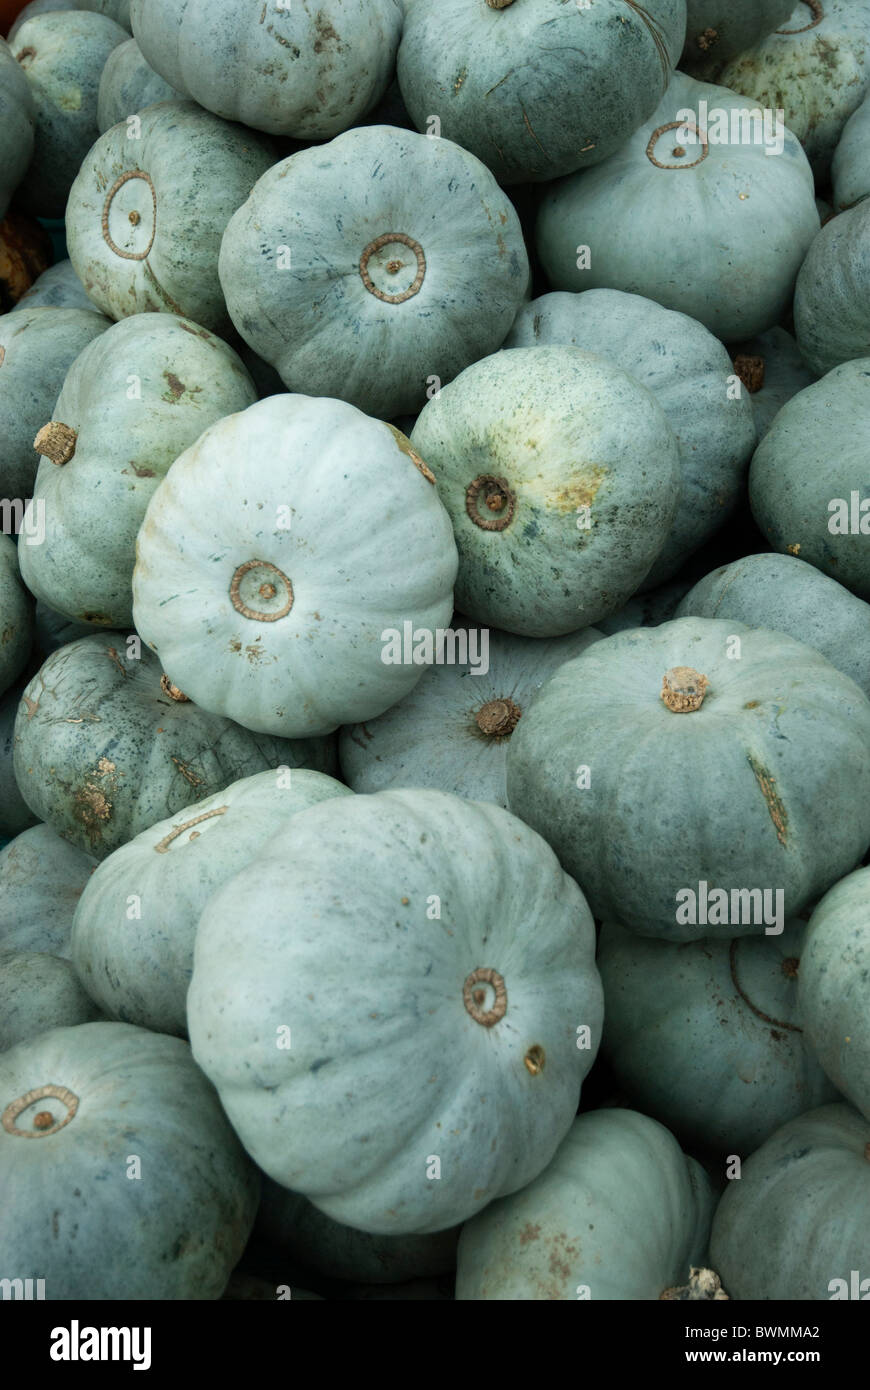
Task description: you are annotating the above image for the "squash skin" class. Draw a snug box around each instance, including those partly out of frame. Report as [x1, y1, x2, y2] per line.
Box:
[13, 633, 337, 859]
[794, 201, 870, 376]
[130, 0, 402, 140]
[506, 617, 870, 940]
[677, 553, 870, 697]
[456, 1109, 715, 1300]
[0, 1020, 259, 1299]
[188, 788, 603, 1235]
[0, 36, 35, 220]
[681, 0, 793, 74]
[0, 531, 32, 697]
[799, 867, 870, 1121]
[410, 346, 682, 637]
[0, 950, 103, 1050]
[0, 823, 94, 957]
[132, 395, 459, 739]
[18, 313, 257, 629]
[536, 73, 819, 343]
[598, 920, 836, 1153]
[729, 327, 815, 440]
[0, 681, 38, 835]
[397, 0, 685, 185]
[96, 35, 182, 133]
[340, 622, 603, 808]
[10, 258, 100, 313]
[11, 11, 128, 219]
[78, 0, 131, 28]
[0, 306, 110, 497]
[66, 99, 275, 334]
[71, 768, 351, 1037]
[218, 126, 531, 420]
[505, 290, 757, 586]
[832, 91, 870, 211]
[749, 360, 870, 599]
[8, 0, 76, 43]
[709, 1103, 870, 1299]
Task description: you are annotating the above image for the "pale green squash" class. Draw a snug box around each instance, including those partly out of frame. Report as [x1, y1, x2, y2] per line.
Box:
[8, 1, 77, 42]
[833, 90, 870, 210]
[18, 312, 257, 628]
[96, 36, 183, 133]
[506, 617, 870, 939]
[0, 950, 103, 1051]
[0, 682, 38, 837]
[0, 532, 32, 697]
[188, 788, 603, 1235]
[10, 259, 101, 313]
[0, 37, 35, 221]
[681, 0, 794, 74]
[729, 328, 816, 440]
[596, 578, 692, 635]
[71, 768, 351, 1037]
[794, 201, 870, 375]
[456, 1109, 718, 1301]
[409, 346, 681, 637]
[0, 823, 95, 957]
[0, 1021, 259, 1298]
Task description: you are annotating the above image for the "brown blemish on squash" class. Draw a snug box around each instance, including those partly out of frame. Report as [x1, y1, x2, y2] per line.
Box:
[22, 694, 38, 720]
[123, 460, 156, 477]
[154, 805, 228, 853]
[453, 66, 467, 93]
[732, 354, 765, 393]
[74, 759, 119, 842]
[549, 466, 606, 513]
[171, 755, 203, 787]
[105, 646, 129, 679]
[781, 956, 799, 979]
[787, 543, 801, 555]
[519, 1223, 541, 1244]
[744, 700, 760, 709]
[746, 753, 788, 845]
[385, 423, 435, 483]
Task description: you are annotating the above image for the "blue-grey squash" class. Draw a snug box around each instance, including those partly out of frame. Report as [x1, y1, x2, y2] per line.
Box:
[18, 312, 257, 629]
[598, 919, 837, 1153]
[339, 621, 603, 807]
[0, 532, 32, 697]
[799, 867, 870, 1122]
[709, 1102, 870, 1299]
[0, 36, 35, 220]
[65, 99, 275, 334]
[257, 1180, 460, 1286]
[397, 0, 685, 185]
[129, 0, 402, 139]
[715, 0, 870, 180]
[0, 823, 95, 957]
[729, 327, 816, 440]
[832, 90, 870, 210]
[187, 788, 603, 1236]
[793, 200, 870, 376]
[536, 72, 819, 343]
[0, 950, 103, 1051]
[218, 125, 531, 420]
[0, 1020, 259, 1299]
[10, 259, 101, 313]
[11, 10, 128, 219]
[12, 633, 337, 858]
[681, 0, 794, 74]
[8, 0, 76, 42]
[96, 35, 183, 133]
[676, 553, 870, 697]
[0, 305, 110, 496]
[596, 577, 693, 636]
[749, 360, 870, 599]
[0, 681, 38, 836]
[71, 768, 351, 1037]
[456, 1109, 720, 1301]
[409, 346, 682, 637]
[132, 395, 459, 738]
[505, 290, 757, 586]
[506, 617, 870, 940]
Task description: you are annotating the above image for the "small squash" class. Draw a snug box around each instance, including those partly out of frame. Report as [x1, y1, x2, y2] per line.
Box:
[96, 36, 182, 133]
[832, 90, 870, 210]
[456, 1109, 719, 1301]
[681, 0, 794, 74]
[0, 823, 95, 957]
[409, 346, 682, 637]
[18, 312, 257, 628]
[709, 1102, 870, 1299]
[188, 788, 603, 1235]
[729, 327, 816, 440]
[10, 259, 101, 313]
[66, 99, 275, 334]
[536, 72, 819, 343]
[0, 950, 103, 1051]
[218, 125, 531, 420]
[0, 1021, 259, 1298]
[794, 200, 870, 376]
[13, 633, 337, 858]
[799, 867, 870, 1121]
[506, 617, 870, 939]
[132, 395, 459, 738]
[71, 768, 351, 1037]
[0, 36, 35, 220]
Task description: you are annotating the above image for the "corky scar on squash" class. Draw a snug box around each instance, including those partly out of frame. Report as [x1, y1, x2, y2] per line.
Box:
[73, 757, 119, 841]
[746, 753, 788, 846]
[547, 465, 607, 514]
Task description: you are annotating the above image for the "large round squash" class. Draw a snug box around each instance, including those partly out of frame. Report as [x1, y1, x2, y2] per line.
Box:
[409, 346, 681, 637]
[536, 72, 819, 343]
[749, 360, 870, 599]
[681, 0, 794, 74]
[397, 0, 685, 185]
[598, 919, 836, 1153]
[187, 788, 603, 1235]
[799, 867, 870, 1121]
[218, 126, 530, 420]
[0, 823, 94, 957]
[0, 1021, 259, 1299]
[506, 617, 870, 939]
[18, 312, 257, 628]
[132, 395, 459, 738]
[794, 200, 870, 376]
[96, 35, 182, 133]
[709, 1102, 870, 1299]
[0, 36, 35, 219]
[71, 768, 351, 1037]
[13, 633, 336, 858]
[130, 0, 402, 139]
[456, 1109, 718, 1301]
[505, 290, 757, 586]
[66, 99, 274, 334]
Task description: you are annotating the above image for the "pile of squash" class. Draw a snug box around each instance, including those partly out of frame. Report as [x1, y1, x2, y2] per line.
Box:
[1, 0, 869, 1304]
